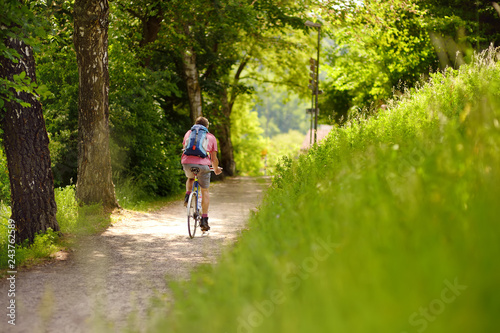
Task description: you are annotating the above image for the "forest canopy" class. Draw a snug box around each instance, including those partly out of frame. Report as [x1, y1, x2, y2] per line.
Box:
[1, 0, 499, 203]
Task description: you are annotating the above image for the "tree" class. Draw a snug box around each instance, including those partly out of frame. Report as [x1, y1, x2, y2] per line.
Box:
[168, 0, 208, 124]
[182, 47, 203, 124]
[321, 0, 435, 113]
[34, 0, 80, 187]
[199, 0, 307, 176]
[1, 0, 59, 244]
[108, 1, 185, 196]
[114, 0, 309, 177]
[117, 0, 165, 67]
[318, 0, 500, 120]
[420, 0, 500, 50]
[73, 0, 118, 208]
[231, 94, 266, 176]
[120, 0, 204, 123]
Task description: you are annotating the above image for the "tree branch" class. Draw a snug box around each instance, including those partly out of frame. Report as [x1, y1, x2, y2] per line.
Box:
[228, 56, 250, 109]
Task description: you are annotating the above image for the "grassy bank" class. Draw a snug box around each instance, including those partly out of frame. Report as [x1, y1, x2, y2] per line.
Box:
[142, 48, 500, 332]
[0, 186, 112, 271]
[0, 180, 178, 272]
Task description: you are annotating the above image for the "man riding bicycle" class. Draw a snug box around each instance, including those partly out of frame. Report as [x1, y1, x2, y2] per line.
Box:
[182, 117, 223, 231]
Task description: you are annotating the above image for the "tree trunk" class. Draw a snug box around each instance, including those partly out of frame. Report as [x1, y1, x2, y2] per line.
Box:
[215, 87, 236, 176]
[139, 13, 163, 67]
[125, 2, 164, 67]
[182, 46, 203, 123]
[0, 37, 59, 244]
[73, 0, 118, 209]
[211, 57, 250, 177]
[210, 58, 249, 177]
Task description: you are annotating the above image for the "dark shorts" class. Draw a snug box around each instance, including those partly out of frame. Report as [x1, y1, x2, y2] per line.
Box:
[182, 164, 211, 188]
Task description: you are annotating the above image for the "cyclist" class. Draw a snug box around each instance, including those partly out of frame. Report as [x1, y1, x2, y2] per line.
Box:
[182, 116, 223, 231]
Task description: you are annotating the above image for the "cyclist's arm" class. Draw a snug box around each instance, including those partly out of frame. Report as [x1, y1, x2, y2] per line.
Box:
[210, 151, 223, 175]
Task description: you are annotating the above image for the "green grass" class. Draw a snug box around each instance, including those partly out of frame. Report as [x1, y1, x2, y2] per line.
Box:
[0, 178, 182, 272]
[138, 47, 500, 332]
[0, 185, 112, 271]
[115, 176, 183, 211]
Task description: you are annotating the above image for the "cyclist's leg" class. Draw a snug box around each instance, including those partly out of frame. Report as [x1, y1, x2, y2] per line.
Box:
[200, 187, 210, 231]
[201, 187, 209, 215]
[197, 165, 211, 230]
[197, 166, 211, 212]
[182, 163, 196, 196]
[186, 178, 194, 192]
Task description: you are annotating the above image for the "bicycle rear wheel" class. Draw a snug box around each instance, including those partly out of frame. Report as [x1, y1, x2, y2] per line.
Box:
[187, 192, 198, 238]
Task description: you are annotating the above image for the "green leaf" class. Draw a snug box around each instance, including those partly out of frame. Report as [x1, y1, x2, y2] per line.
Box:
[36, 84, 53, 99]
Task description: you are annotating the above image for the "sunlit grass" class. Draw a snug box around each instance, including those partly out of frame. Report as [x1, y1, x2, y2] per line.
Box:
[0, 178, 181, 273]
[0, 185, 112, 272]
[115, 176, 182, 211]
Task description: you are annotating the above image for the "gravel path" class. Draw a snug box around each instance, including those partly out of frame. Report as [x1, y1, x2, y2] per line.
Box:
[1, 177, 269, 333]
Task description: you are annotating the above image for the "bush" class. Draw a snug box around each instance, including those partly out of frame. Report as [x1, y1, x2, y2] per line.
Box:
[54, 185, 78, 234]
[0, 148, 11, 204]
[20, 228, 59, 259]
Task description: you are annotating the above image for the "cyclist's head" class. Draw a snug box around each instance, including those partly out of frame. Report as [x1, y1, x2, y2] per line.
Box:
[195, 116, 209, 128]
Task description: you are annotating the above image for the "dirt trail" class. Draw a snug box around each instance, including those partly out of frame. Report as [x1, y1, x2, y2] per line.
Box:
[1, 177, 269, 333]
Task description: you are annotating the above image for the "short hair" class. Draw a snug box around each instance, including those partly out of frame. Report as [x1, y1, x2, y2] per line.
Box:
[195, 116, 209, 128]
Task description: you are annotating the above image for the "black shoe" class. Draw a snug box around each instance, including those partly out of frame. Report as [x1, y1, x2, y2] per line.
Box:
[184, 193, 190, 207]
[200, 217, 210, 231]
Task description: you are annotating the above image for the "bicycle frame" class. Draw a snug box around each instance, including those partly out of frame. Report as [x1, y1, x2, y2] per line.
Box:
[192, 174, 201, 212]
[187, 167, 203, 238]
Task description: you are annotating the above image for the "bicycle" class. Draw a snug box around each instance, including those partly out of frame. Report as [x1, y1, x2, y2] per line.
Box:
[187, 166, 219, 238]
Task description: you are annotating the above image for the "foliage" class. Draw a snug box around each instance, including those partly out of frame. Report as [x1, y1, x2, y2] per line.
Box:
[318, 0, 500, 123]
[54, 185, 110, 237]
[12, 0, 317, 195]
[231, 95, 266, 176]
[18, 228, 59, 259]
[265, 130, 304, 174]
[54, 185, 78, 234]
[135, 48, 500, 332]
[0, 216, 60, 270]
[419, 0, 500, 49]
[232, 84, 309, 176]
[32, 1, 187, 195]
[255, 86, 309, 138]
[114, 176, 178, 211]
[321, 0, 436, 114]
[0, 148, 10, 203]
[0, 0, 48, 112]
[36, 19, 79, 186]
[108, 32, 184, 196]
[240, 27, 315, 101]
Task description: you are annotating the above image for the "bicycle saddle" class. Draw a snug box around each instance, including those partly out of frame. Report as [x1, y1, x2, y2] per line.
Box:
[190, 167, 201, 174]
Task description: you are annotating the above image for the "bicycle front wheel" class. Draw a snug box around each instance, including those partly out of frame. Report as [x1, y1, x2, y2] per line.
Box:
[187, 192, 198, 238]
